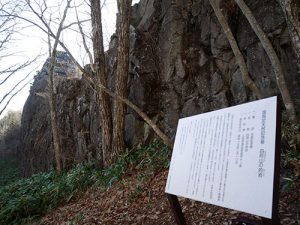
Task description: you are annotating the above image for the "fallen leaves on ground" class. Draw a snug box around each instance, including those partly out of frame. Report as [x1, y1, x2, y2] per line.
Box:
[41, 170, 300, 225]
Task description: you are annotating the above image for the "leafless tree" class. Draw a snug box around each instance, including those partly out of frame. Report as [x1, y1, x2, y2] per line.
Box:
[77, 0, 172, 164]
[64, 2, 174, 152]
[90, 0, 113, 167]
[78, 2, 172, 150]
[7, 0, 76, 172]
[0, 1, 39, 116]
[4, 0, 173, 168]
[83, 75, 173, 148]
[208, 0, 263, 99]
[234, 0, 296, 121]
[112, 0, 132, 164]
[0, 1, 19, 57]
[47, 0, 72, 172]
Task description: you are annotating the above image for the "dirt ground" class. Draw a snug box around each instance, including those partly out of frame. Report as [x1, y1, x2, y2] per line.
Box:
[41, 169, 300, 225]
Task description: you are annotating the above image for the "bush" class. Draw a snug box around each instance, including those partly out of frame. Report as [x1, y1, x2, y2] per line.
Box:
[281, 120, 300, 191]
[0, 164, 96, 225]
[281, 121, 300, 171]
[0, 140, 170, 224]
[0, 157, 21, 187]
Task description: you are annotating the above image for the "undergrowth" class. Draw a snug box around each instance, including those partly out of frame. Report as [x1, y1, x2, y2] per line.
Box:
[0, 140, 170, 225]
[281, 120, 300, 191]
[0, 156, 21, 187]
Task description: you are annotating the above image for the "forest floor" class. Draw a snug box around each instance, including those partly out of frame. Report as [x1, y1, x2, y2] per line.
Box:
[41, 168, 300, 225]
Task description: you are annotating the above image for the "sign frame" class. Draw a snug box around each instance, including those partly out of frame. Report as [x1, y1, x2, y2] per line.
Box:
[166, 97, 281, 225]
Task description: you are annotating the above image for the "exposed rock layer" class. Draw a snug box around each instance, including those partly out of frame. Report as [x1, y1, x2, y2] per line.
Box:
[20, 0, 300, 176]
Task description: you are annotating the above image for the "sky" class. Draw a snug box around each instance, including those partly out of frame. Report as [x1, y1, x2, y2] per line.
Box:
[0, 0, 140, 118]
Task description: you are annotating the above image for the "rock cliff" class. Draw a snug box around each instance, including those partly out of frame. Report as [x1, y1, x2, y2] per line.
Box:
[20, 0, 300, 175]
[20, 52, 101, 176]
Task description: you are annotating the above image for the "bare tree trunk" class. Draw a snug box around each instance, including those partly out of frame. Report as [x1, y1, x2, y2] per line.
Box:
[235, 0, 296, 121]
[208, 0, 263, 99]
[90, 0, 113, 167]
[83, 75, 173, 148]
[49, 85, 62, 172]
[48, 0, 72, 172]
[51, 35, 174, 150]
[112, 0, 132, 164]
[48, 44, 173, 151]
[278, 0, 300, 70]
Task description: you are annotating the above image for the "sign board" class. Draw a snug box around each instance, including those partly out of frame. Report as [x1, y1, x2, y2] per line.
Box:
[165, 96, 278, 219]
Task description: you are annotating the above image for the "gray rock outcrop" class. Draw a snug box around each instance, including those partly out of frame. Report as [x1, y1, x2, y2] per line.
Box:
[20, 0, 300, 176]
[20, 52, 101, 176]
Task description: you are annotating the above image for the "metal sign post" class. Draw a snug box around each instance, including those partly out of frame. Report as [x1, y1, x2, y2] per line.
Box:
[167, 194, 187, 225]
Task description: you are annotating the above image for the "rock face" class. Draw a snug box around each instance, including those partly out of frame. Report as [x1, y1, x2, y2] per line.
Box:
[20, 0, 300, 175]
[123, 0, 300, 141]
[20, 52, 101, 176]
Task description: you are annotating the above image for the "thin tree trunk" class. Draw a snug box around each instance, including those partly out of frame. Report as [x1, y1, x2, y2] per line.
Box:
[208, 0, 263, 99]
[112, 0, 132, 164]
[90, 0, 113, 167]
[278, 0, 300, 70]
[49, 86, 61, 172]
[49, 42, 174, 150]
[83, 74, 173, 148]
[235, 0, 296, 121]
[48, 0, 72, 172]
[57, 44, 174, 149]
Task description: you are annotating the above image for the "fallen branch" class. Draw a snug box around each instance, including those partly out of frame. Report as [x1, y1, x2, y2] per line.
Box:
[83, 74, 173, 148]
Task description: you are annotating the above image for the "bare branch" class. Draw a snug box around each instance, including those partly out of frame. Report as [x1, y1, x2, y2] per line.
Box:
[41, 0, 48, 17]
[0, 79, 32, 116]
[75, 4, 95, 72]
[62, 19, 90, 30]
[47, 0, 72, 172]
[1, 0, 85, 71]
[26, 0, 49, 28]
[0, 11, 49, 34]
[47, 15, 52, 57]
[0, 66, 39, 106]
[56, 39, 84, 71]
[0, 56, 39, 85]
[0, 31, 13, 51]
[83, 74, 173, 148]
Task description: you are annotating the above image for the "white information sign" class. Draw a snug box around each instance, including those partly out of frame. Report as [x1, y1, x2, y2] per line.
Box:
[165, 96, 278, 218]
